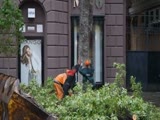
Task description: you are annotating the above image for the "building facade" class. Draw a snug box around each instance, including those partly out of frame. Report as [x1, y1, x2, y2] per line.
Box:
[0, 0, 126, 86]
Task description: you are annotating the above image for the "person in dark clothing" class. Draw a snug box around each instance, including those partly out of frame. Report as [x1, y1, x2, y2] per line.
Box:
[79, 59, 95, 91]
[62, 64, 80, 98]
[53, 64, 80, 100]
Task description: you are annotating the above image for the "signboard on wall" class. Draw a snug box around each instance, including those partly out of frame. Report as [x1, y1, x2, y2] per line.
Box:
[28, 8, 35, 18]
[20, 40, 42, 85]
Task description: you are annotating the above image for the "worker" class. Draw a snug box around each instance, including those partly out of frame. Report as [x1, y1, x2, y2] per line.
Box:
[53, 64, 80, 100]
[79, 59, 95, 91]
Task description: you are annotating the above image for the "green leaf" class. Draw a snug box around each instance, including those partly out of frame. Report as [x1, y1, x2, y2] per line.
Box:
[0, 0, 24, 56]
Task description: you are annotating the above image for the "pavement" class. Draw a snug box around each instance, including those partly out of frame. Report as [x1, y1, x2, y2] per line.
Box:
[142, 92, 160, 107]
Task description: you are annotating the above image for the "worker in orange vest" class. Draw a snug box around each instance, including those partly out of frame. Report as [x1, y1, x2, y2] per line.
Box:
[53, 64, 80, 100]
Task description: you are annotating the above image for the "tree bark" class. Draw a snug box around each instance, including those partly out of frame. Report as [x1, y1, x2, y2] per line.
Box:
[79, 0, 93, 63]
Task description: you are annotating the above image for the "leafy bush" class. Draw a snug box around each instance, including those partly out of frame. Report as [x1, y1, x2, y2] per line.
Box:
[130, 76, 142, 98]
[0, 0, 24, 55]
[20, 63, 160, 120]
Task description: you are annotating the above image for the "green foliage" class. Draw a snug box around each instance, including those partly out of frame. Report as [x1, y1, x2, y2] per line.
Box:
[20, 78, 57, 112]
[113, 62, 126, 88]
[130, 76, 142, 98]
[0, 0, 24, 56]
[20, 63, 160, 120]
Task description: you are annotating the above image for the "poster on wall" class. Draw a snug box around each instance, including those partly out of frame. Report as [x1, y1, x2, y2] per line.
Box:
[20, 40, 42, 85]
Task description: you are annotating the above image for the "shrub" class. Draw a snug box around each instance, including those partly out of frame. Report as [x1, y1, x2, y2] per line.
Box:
[20, 63, 160, 120]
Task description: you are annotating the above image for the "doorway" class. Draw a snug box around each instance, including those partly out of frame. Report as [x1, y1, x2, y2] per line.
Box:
[126, 13, 160, 91]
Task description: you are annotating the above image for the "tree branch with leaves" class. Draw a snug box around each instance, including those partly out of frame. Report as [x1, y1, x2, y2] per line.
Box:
[0, 0, 24, 56]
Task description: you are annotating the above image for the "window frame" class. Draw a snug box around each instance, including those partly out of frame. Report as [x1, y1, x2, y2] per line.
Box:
[71, 16, 105, 85]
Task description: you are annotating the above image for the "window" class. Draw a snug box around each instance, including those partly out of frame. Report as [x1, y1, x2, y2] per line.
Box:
[71, 17, 104, 83]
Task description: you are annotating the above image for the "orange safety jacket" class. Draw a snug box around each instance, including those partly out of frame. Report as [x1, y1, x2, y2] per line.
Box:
[54, 73, 67, 85]
[54, 69, 76, 86]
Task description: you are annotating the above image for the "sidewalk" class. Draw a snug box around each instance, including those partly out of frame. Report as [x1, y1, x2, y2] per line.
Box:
[142, 92, 160, 107]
